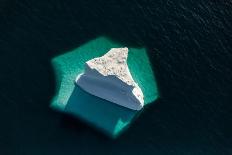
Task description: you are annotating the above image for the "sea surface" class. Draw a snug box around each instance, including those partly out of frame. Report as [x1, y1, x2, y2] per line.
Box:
[0, 0, 231, 154]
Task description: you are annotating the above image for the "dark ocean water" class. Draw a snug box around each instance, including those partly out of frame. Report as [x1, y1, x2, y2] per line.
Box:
[0, 0, 231, 154]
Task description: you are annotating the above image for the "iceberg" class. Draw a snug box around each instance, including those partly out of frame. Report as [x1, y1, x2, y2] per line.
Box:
[76, 47, 144, 110]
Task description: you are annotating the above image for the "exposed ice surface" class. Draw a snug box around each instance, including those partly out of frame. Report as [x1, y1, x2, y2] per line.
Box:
[76, 47, 144, 110]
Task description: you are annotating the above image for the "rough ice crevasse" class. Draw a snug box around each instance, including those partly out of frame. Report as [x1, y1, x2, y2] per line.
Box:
[75, 47, 144, 110]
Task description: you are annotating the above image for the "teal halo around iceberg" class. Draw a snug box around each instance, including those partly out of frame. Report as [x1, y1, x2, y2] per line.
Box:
[50, 36, 159, 138]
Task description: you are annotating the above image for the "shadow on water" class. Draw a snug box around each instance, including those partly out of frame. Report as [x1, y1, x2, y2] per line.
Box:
[0, 0, 231, 154]
[63, 85, 136, 138]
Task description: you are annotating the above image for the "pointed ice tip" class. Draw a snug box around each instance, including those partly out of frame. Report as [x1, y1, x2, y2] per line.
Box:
[108, 47, 128, 53]
[121, 47, 128, 52]
[123, 47, 128, 54]
[122, 47, 128, 51]
[104, 47, 129, 61]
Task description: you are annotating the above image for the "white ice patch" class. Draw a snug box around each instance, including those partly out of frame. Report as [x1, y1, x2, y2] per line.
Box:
[76, 47, 144, 110]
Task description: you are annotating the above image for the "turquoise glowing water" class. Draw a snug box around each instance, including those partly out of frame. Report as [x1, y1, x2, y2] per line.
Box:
[51, 37, 159, 137]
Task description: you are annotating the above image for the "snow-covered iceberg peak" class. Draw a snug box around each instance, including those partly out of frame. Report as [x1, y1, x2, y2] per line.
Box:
[75, 47, 144, 110]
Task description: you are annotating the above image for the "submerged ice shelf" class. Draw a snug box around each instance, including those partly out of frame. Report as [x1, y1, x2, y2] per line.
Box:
[76, 47, 144, 110]
[50, 36, 159, 137]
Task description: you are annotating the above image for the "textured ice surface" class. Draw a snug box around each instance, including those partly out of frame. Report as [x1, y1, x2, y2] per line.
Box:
[76, 47, 144, 110]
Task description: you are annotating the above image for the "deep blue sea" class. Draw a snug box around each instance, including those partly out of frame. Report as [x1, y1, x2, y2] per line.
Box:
[0, 0, 231, 154]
